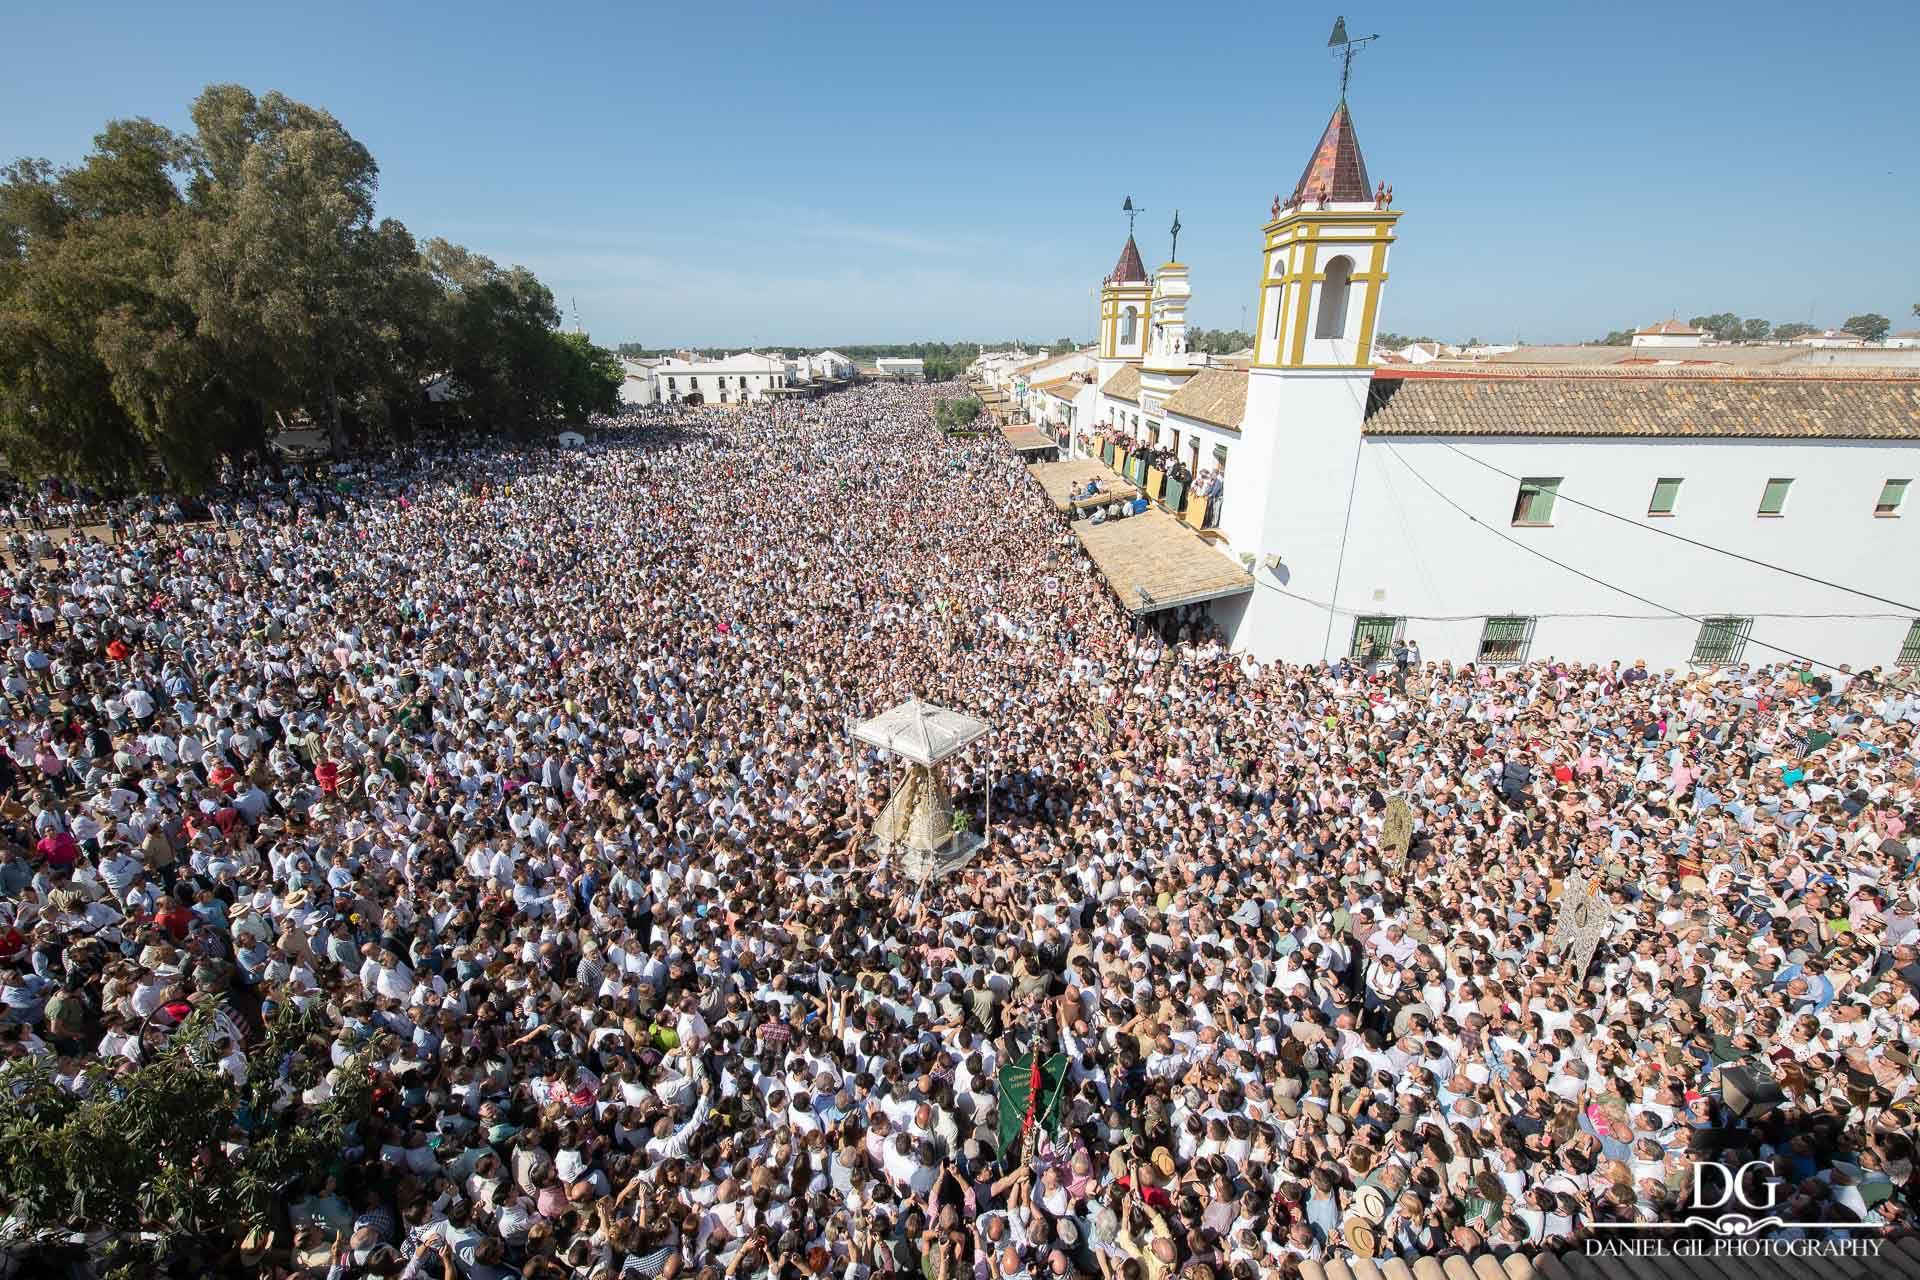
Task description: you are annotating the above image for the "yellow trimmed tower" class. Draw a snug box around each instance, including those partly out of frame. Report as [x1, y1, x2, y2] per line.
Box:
[1095, 235, 1151, 391]
[1216, 99, 1403, 660]
[1251, 101, 1398, 371]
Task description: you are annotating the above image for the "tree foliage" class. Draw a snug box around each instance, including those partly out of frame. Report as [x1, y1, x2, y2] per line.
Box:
[0, 1003, 371, 1272]
[0, 84, 619, 492]
[1842, 313, 1890, 343]
[1188, 328, 1253, 355]
[922, 353, 972, 382]
[1771, 322, 1817, 341]
[1687, 313, 1745, 343]
[933, 396, 982, 431]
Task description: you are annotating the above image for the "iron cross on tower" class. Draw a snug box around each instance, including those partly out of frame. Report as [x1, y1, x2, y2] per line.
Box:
[1327, 16, 1380, 100]
[1169, 210, 1182, 262]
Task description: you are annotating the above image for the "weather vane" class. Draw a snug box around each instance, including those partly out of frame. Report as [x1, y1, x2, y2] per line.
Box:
[1169, 210, 1182, 263]
[1122, 195, 1142, 236]
[1327, 16, 1379, 101]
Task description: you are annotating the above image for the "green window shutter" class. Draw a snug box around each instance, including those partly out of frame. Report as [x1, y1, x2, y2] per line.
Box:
[1477, 617, 1535, 664]
[1350, 616, 1401, 658]
[1900, 620, 1920, 667]
[1513, 478, 1561, 525]
[1759, 478, 1793, 515]
[1649, 478, 1682, 515]
[1691, 617, 1752, 665]
[1877, 479, 1910, 516]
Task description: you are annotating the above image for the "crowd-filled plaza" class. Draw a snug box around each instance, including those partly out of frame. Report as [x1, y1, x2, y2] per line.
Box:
[2, 381, 1917, 1276]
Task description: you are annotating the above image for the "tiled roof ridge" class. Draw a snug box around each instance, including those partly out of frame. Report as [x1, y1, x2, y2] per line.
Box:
[1377, 366, 1920, 383]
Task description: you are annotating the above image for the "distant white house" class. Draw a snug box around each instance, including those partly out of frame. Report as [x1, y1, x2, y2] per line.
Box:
[1398, 341, 1455, 364]
[619, 357, 667, 406]
[652, 351, 791, 404]
[1792, 328, 1867, 349]
[1889, 331, 1920, 350]
[875, 357, 925, 379]
[812, 350, 856, 379]
[1631, 319, 1704, 349]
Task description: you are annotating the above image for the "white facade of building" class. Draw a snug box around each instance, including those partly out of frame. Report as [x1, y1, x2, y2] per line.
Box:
[1210, 431, 1920, 670]
[1792, 329, 1869, 349]
[875, 357, 925, 378]
[812, 350, 856, 378]
[618, 358, 664, 406]
[1045, 99, 1920, 673]
[1631, 320, 1704, 349]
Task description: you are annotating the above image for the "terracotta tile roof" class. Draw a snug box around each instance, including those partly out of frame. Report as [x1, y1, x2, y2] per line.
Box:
[1291, 102, 1371, 205]
[1635, 319, 1703, 335]
[1362, 372, 1920, 439]
[1108, 235, 1148, 283]
[1163, 367, 1247, 429]
[998, 422, 1056, 451]
[1102, 365, 1141, 404]
[1072, 507, 1253, 613]
[1300, 1237, 1920, 1280]
[1032, 376, 1086, 402]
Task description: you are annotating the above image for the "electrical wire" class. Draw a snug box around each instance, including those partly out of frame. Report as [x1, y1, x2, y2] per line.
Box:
[1381, 444, 1839, 670]
[1435, 441, 1920, 615]
[1251, 573, 1909, 623]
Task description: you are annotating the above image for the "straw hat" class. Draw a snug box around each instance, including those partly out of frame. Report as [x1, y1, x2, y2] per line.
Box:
[1351, 1183, 1389, 1225]
[1341, 1217, 1380, 1257]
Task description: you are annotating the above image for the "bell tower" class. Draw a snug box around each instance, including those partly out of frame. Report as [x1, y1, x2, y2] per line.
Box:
[1096, 233, 1151, 388]
[1220, 96, 1405, 660]
[1251, 101, 1398, 371]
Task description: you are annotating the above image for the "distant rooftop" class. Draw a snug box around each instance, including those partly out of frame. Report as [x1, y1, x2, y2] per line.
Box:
[1634, 319, 1702, 336]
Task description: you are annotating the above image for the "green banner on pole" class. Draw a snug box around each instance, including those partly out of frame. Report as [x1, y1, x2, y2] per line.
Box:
[995, 1051, 1068, 1167]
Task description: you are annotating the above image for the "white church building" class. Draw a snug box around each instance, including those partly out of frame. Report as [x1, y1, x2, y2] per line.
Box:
[1068, 99, 1920, 672]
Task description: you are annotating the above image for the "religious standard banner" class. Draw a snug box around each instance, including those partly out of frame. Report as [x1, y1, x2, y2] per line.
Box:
[995, 1052, 1067, 1166]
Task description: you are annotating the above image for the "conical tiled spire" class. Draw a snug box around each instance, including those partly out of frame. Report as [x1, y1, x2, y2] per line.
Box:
[1290, 102, 1371, 206]
[1109, 235, 1148, 283]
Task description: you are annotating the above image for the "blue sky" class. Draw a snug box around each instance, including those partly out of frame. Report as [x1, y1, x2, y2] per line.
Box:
[4, 1, 1916, 347]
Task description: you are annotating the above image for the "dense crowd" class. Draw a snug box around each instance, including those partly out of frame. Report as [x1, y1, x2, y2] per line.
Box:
[2, 380, 1917, 1278]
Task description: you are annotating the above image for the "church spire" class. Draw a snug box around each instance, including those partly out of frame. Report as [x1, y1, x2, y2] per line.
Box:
[1109, 235, 1148, 284]
[1289, 102, 1372, 207]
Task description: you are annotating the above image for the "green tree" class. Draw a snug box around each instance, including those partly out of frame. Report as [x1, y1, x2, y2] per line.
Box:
[0, 1004, 370, 1274]
[172, 88, 388, 456]
[552, 329, 623, 422]
[1687, 312, 1743, 342]
[1374, 331, 1440, 351]
[0, 125, 220, 489]
[2, 83, 607, 490]
[1740, 318, 1772, 343]
[1772, 322, 1817, 341]
[934, 395, 982, 431]
[1596, 329, 1634, 346]
[1842, 313, 1890, 343]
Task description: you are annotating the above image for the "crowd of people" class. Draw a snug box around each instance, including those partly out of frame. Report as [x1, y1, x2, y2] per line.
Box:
[2, 379, 1917, 1278]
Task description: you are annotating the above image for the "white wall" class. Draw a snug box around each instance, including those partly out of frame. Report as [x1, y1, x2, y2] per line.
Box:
[1217, 432, 1920, 670]
[1631, 332, 1702, 348]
